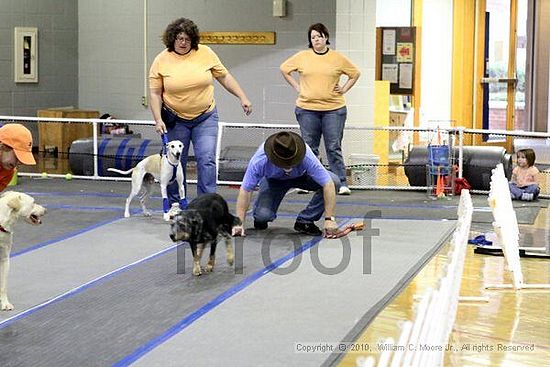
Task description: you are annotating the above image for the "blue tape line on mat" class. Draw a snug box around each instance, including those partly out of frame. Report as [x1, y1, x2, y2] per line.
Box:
[111, 223, 348, 367]
[98, 138, 111, 175]
[0, 244, 177, 330]
[114, 138, 131, 170]
[136, 139, 151, 161]
[10, 216, 123, 258]
[125, 147, 135, 169]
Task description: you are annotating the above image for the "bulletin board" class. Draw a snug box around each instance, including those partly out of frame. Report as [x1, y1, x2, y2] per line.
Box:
[375, 27, 416, 95]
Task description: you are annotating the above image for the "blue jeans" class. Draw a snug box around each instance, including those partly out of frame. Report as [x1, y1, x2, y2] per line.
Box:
[295, 106, 347, 185]
[509, 182, 540, 200]
[253, 172, 340, 224]
[161, 105, 219, 201]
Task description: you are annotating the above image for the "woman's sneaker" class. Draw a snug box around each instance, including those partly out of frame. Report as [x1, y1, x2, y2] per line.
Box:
[294, 222, 322, 236]
[338, 186, 351, 195]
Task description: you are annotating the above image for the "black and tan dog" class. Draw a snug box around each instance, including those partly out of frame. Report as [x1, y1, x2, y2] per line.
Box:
[169, 193, 241, 276]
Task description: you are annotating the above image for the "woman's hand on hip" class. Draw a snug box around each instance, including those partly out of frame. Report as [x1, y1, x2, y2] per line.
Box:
[333, 84, 343, 95]
[241, 98, 253, 116]
[155, 120, 167, 134]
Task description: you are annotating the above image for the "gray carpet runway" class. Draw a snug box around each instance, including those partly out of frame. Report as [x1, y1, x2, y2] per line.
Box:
[132, 219, 455, 367]
[1, 217, 173, 324]
[0, 208, 455, 366]
[0, 220, 315, 366]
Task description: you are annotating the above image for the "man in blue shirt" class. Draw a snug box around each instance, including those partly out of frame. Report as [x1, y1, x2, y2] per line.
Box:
[232, 131, 339, 237]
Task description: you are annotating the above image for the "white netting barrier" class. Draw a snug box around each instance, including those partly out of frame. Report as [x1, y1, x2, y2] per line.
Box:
[483, 164, 550, 290]
[2, 116, 550, 197]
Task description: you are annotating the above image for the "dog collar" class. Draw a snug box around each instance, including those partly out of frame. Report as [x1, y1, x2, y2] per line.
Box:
[0, 225, 10, 234]
[167, 159, 179, 168]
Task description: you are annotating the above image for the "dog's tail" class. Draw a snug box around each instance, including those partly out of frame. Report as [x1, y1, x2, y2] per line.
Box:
[107, 167, 133, 175]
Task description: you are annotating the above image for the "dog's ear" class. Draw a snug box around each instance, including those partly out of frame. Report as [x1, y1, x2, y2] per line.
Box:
[7, 194, 22, 212]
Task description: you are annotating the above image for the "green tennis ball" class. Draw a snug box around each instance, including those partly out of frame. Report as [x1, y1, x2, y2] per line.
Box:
[65, 173, 73, 180]
[41, 172, 48, 178]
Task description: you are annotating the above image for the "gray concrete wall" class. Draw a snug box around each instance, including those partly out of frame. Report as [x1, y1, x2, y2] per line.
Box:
[78, 0, 336, 127]
[0, 0, 78, 132]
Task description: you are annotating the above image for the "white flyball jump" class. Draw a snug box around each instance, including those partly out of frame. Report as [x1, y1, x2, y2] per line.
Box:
[484, 163, 549, 290]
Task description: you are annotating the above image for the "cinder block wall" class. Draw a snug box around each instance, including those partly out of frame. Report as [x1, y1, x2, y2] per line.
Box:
[0, 0, 78, 139]
[78, 0, 337, 127]
[335, 0, 377, 159]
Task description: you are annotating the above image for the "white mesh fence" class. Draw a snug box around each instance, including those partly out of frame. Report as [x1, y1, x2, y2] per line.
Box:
[1, 115, 550, 197]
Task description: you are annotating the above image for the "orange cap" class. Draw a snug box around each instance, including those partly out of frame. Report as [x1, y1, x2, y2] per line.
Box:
[0, 124, 36, 165]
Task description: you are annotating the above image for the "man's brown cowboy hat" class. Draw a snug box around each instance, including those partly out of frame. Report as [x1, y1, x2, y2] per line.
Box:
[264, 131, 306, 169]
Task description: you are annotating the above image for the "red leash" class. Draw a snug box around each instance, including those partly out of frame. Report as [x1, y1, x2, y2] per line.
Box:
[325, 222, 364, 239]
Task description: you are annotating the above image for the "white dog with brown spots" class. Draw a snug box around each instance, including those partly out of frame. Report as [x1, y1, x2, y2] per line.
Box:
[0, 192, 46, 311]
[108, 140, 187, 221]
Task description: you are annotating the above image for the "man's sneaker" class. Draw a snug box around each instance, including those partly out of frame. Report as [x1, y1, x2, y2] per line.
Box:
[521, 192, 534, 201]
[338, 186, 351, 195]
[294, 221, 322, 236]
[254, 220, 268, 230]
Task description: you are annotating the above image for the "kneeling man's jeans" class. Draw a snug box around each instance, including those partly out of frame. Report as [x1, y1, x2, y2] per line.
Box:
[253, 172, 340, 224]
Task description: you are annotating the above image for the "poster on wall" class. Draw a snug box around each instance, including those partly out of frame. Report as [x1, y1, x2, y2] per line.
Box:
[399, 63, 413, 89]
[396, 43, 413, 62]
[14, 27, 38, 83]
[382, 64, 398, 83]
[375, 27, 415, 95]
[382, 29, 396, 55]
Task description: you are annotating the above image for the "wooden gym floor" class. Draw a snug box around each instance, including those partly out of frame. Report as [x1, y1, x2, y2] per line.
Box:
[338, 206, 550, 366]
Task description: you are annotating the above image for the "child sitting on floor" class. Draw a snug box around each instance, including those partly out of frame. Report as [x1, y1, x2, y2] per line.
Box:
[509, 148, 540, 201]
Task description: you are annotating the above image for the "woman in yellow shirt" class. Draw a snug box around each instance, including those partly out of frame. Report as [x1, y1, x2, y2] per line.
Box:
[149, 18, 252, 210]
[280, 23, 360, 195]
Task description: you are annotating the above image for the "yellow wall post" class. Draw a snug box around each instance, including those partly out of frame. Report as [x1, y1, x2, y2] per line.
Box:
[451, 0, 476, 137]
[374, 81, 390, 178]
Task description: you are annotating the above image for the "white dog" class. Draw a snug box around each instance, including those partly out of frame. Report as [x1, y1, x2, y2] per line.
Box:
[108, 140, 187, 221]
[0, 192, 46, 311]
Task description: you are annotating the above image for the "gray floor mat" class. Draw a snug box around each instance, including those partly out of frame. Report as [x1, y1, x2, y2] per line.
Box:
[0, 219, 316, 367]
[132, 219, 455, 367]
[12, 208, 121, 254]
[1, 217, 173, 324]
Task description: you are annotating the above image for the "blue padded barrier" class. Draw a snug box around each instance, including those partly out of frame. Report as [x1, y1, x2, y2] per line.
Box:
[69, 137, 162, 176]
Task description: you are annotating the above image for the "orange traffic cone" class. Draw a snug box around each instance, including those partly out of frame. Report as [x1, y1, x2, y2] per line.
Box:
[435, 167, 445, 198]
